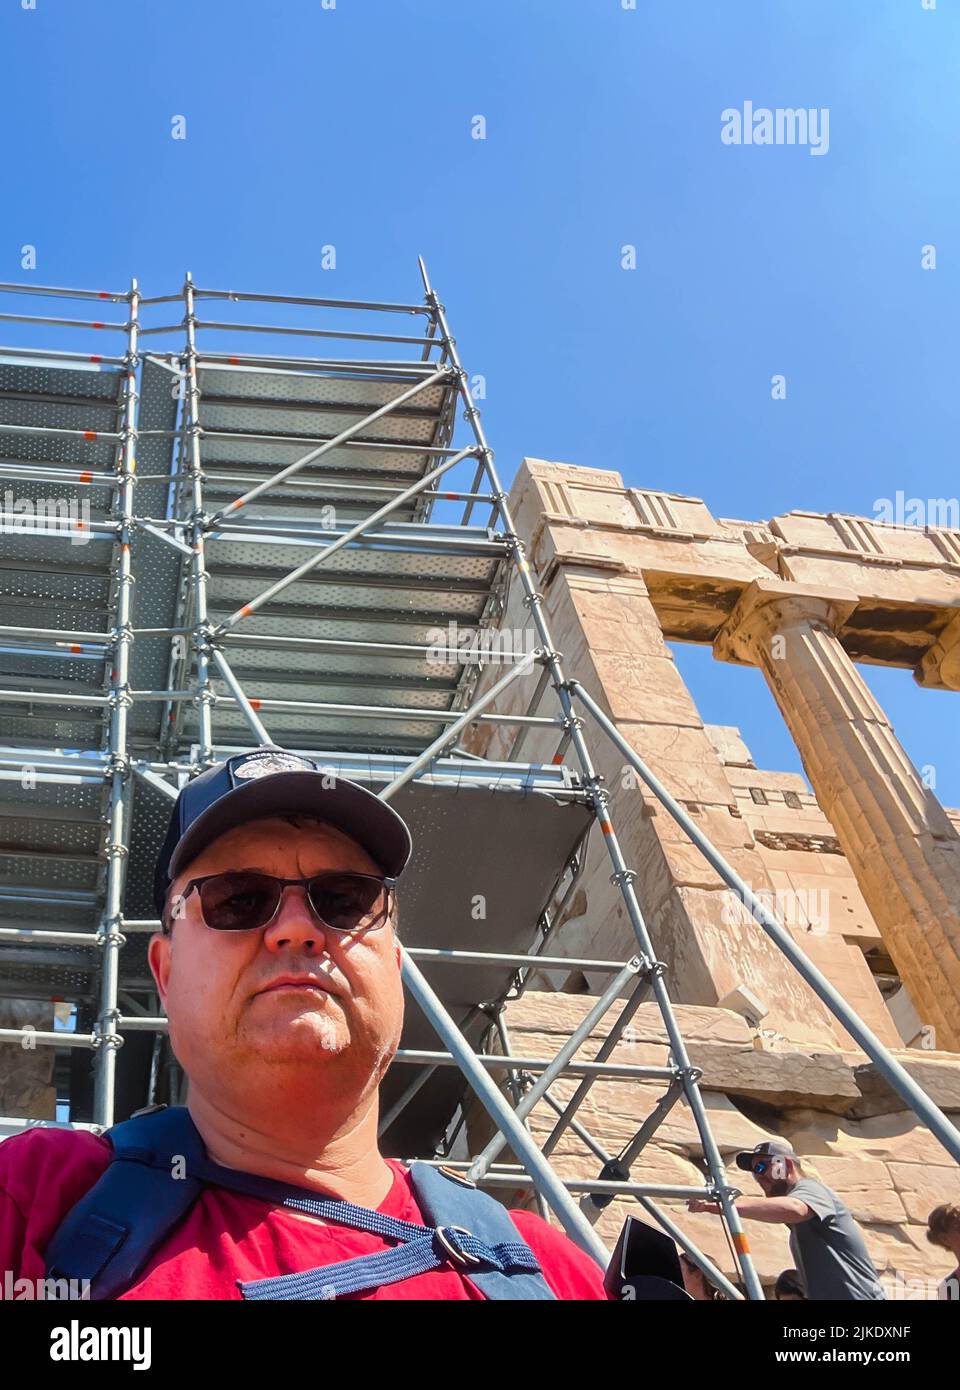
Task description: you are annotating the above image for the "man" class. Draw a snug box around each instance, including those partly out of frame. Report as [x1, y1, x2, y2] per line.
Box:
[0, 746, 607, 1300]
[688, 1139, 884, 1301]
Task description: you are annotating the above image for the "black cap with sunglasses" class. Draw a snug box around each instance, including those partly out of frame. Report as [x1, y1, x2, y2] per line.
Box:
[153, 747, 413, 932]
[735, 1140, 798, 1173]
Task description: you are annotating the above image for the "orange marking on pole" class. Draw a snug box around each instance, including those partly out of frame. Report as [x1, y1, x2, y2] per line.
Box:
[83, 430, 97, 441]
[600, 820, 614, 836]
[69, 645, 82, 654]
[92, 321, 105, 330]
[733, 1234, 751, 1255]
[240, 605, 252, 619]
[98, 292, 110, 300]
[76, 520, 87, 530]
[79, 471, 93, 483]
[250, 699, 262, 711]
[229, 356, 240, 365]
[551, 753, 564, 765]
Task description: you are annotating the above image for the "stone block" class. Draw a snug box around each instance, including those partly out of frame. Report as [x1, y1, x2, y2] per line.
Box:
[850, 1055, 960, 1118]
[887, 1162, 960, 1226]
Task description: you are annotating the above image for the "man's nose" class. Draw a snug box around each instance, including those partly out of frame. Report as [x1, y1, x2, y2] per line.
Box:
[262, 885, 330, 951]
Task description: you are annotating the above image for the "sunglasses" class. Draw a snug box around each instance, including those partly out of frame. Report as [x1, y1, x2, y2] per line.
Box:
[172, 870, 396, 934]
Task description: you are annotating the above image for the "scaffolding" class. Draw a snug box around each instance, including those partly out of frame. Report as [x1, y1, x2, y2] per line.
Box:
[1, 264, 959, 1302]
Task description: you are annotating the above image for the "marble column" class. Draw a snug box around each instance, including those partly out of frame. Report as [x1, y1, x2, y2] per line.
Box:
[715, 579, 960, 1051]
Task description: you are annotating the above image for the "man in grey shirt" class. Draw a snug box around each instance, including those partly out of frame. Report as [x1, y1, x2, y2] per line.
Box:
[688, 1139, 884, 1300]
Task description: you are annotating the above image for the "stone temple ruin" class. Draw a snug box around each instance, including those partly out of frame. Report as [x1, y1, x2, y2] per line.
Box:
[462, 459, 960, 1291]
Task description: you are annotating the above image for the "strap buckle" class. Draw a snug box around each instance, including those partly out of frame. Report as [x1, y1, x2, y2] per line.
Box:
[434, 1224, 482, 1268]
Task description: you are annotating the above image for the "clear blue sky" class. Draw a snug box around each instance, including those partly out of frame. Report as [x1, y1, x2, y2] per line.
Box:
[2, 0, 957, 800]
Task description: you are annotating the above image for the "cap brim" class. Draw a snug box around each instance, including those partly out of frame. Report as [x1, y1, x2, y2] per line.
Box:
[734, 1152, 756, 1171]
[167, 771, 412, 884]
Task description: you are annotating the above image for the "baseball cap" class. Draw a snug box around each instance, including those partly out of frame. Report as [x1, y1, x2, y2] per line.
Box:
[735, 1139, 797, 1172]
[153, 747, 413, 915]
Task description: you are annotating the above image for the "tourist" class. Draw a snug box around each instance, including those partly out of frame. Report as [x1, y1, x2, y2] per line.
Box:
[687, 1139, 884, 1300]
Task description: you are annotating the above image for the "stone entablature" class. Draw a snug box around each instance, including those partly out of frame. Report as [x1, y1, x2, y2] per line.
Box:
[516, 461, 960, 677]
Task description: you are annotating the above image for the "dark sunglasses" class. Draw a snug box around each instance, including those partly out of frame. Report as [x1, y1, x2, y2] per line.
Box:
[172, 870, 396, 934]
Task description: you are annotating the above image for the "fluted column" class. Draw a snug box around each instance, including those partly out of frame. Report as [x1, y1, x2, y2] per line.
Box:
[715, 579, 960, 1052]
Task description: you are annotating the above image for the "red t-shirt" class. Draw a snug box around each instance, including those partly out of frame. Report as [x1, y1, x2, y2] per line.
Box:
[0, 1128, 608, 1301]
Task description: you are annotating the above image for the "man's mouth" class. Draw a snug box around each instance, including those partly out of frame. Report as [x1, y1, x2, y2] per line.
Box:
[256, 974, 339, 998]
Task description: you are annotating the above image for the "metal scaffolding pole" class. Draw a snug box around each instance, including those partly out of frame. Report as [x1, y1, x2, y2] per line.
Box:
[182, 275, 215, 766]
[92, 278, 140, 1125]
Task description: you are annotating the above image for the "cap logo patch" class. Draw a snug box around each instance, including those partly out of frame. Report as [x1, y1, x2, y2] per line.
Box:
[234, 752, 315, 780]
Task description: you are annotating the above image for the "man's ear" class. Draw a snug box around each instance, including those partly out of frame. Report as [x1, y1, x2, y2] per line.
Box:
[148, 931, 171, 1010]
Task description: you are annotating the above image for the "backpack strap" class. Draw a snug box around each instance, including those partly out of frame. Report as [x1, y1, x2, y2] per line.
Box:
[44, 1105, 205, 1300]
[408, 1162, 558, 1301]
[228, 1161, 554, 1300]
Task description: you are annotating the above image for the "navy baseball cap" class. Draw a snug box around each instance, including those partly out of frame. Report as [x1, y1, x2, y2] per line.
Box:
[153, 747, 413, 914]
[735, 1140, 797, 1172]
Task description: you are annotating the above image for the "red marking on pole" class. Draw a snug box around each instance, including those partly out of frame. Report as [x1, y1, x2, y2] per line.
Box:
[69, 645, 82, 654]
[98, 292, 110, 300]
[76, 520, 87, 530]
[551, 753, 564, 765]
[168, 710, 176, 721]
[79, 471, 93, 483]
[83, 430, 97, 441]
[89, 355, 102, 364]
[92, 322, 105, 330]
[442, 492, 457, 500]
[250, 699, 262, 711]
[229, 356, 240, 365]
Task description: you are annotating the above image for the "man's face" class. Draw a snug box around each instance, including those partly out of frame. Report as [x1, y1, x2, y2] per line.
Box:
[148, 816, 404, 1110]
[752, 1156, 794, 1198]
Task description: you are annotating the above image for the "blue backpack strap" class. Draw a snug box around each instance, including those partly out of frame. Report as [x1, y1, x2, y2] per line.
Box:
[408, 1162, 558, 1301]
[44, 1105, 205, 1300]
[236, 1163, 556, 1301]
